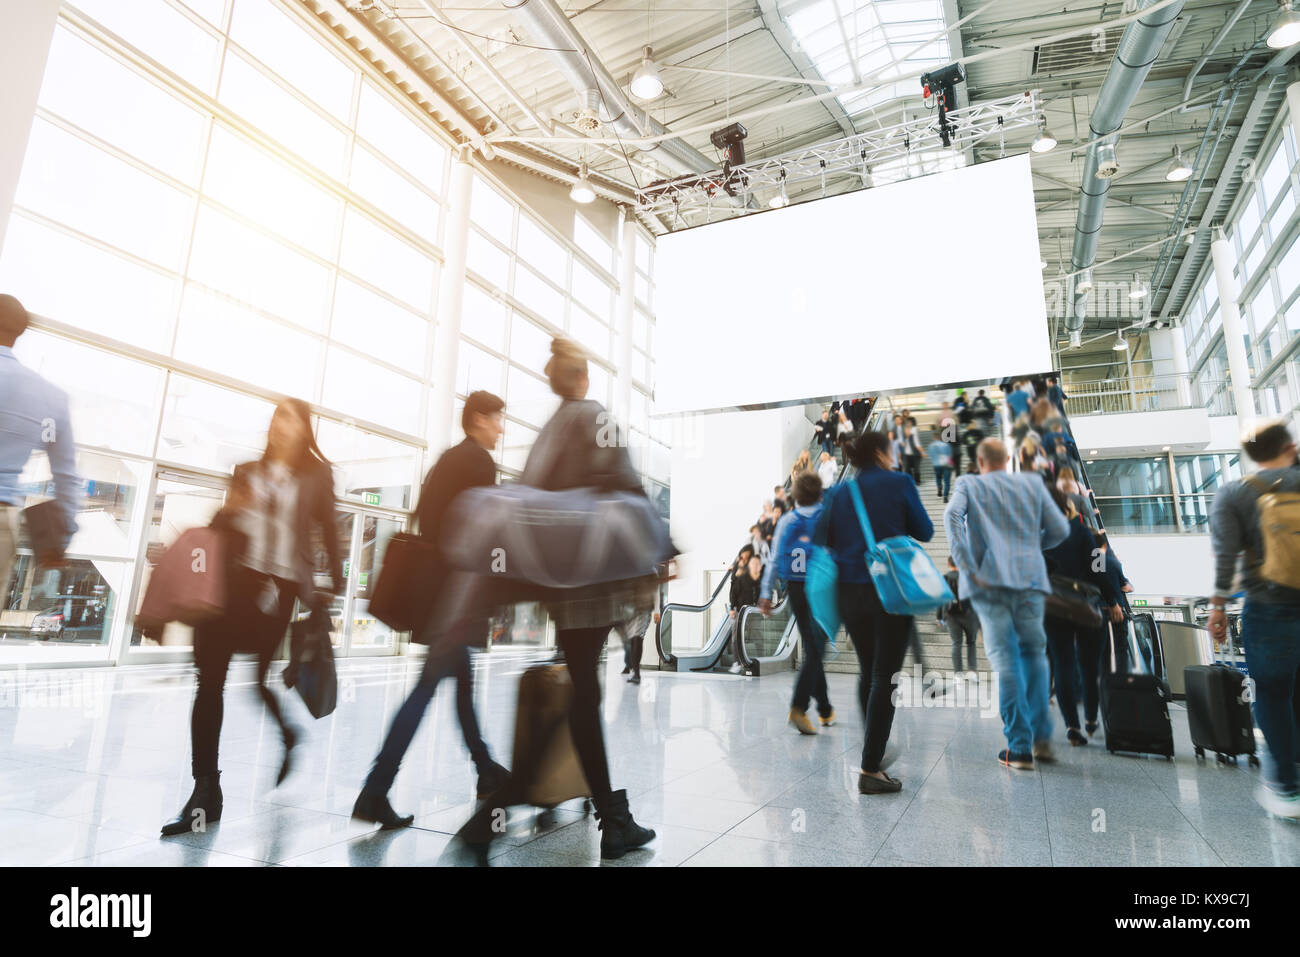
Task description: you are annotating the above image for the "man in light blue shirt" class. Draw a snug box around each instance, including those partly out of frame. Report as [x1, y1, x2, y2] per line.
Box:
[944, 437, 1068, 770]
[0, 295, 80, 600]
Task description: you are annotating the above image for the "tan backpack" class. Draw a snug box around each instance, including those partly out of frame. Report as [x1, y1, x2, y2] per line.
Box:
[1244, 476, 1300, 590]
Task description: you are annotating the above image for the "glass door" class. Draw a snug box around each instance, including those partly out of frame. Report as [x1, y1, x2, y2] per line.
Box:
[332, 507, 408, 656]
[124, 468, 227, 661]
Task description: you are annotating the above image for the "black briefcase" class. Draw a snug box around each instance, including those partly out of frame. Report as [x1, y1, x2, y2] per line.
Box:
[368, 532, 440, 633]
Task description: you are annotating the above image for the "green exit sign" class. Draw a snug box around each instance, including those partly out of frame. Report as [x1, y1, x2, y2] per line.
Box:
[1133, 599, 1148, 606]
[364, 492, 381, 506]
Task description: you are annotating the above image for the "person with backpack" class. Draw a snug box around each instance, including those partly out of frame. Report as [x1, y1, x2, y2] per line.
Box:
[937, 555, 979, 673]
[1209, 418, 1300, 819]
[760, 471, 834, 735]
[813, 430, 933, 794]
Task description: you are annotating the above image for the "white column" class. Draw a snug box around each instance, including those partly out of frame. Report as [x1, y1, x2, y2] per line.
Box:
[1168, 322, 1191, 406]
[428, 149, 474, 457]
[0, 0, 60, 254]
[1210, 225, 1256, 426]
[614, 207, 637, 430]
[1286, 78, 1300, 138]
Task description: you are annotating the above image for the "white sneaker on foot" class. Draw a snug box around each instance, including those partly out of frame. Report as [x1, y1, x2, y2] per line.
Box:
[1256, 786, 1300, 819]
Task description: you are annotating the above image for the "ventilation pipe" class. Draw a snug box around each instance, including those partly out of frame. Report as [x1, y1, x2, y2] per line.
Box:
[1068, 0, 1186, 334]
[502, 0, 717, 177]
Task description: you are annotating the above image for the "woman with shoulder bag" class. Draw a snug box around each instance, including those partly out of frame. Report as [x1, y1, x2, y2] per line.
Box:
[461, 338, 659, 860]
[813, 430, 934, 794]
[1040, 486, 1121, 745]
[161, 397, 343, 837]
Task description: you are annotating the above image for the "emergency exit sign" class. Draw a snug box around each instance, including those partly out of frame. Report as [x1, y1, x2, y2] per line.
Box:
[364, 492, 381, 506]
[1133, 599, 1148, 606]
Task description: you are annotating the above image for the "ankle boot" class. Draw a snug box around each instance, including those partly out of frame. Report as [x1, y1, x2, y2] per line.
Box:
[595, 789, 655, 860]
[161, 773, 223, 837]
[277, 726, 299, 788]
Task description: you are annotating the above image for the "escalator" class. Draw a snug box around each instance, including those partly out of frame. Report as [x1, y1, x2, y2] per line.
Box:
[735, 591, 800, 676]
[655, 569, 740, 672]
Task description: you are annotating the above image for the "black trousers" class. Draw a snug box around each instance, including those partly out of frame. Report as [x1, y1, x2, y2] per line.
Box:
[191, 567, 297, 778]
[841, 582, 911, 773]
[1046, 618, 1104, 729]
[788, 582, 832, 717]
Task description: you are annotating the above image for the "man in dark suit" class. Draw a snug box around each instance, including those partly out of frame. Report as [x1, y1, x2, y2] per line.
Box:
[353, 391, 510, 829]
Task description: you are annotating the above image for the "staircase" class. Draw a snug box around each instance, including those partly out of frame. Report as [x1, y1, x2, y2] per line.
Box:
[823, 439, 991, 677]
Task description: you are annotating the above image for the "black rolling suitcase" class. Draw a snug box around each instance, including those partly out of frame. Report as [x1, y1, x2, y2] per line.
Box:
[1185, 644, 1258, 767]
[1101, 616, 1174, 759]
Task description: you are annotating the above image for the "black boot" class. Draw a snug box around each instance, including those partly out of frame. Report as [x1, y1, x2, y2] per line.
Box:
[475, 760, 510, 799]
[351, 790, 414, 830]
[595, 789, 655, 860]
[161, 773, 222, 837]
[276, 725, 298, 788]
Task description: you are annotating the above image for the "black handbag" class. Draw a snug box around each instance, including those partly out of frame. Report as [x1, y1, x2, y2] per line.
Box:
[1045, 574, 1104, 629]
[285, 602, 337, 719]
[368, 531, 441, 633]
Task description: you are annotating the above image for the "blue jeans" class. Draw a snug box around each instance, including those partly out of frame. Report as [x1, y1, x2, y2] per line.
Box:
[933, 465, 952, 499]
[362, 642, 491, 796]
[971, 588, 1053, 755]
[1241, 599, 1300, 796]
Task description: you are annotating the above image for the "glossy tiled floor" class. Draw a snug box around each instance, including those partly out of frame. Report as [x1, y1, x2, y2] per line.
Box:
[1, 651, 1297, 866]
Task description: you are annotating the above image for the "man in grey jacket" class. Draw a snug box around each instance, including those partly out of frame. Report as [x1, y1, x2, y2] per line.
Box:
[945, 438, 1069, 770]
[1209, 419, 1300, 819]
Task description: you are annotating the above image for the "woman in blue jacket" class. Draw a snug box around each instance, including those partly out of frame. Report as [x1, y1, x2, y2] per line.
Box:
[815, 430, 933, 794]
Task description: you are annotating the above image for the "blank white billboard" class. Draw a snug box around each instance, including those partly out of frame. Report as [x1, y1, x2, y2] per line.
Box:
[654, 154, 1049, 414]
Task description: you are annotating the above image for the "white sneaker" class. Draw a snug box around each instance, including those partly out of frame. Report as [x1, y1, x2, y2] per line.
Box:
[1256, 786, 1300, 819]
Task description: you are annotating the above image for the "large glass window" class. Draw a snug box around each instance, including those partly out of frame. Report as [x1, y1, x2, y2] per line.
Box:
[16, 119, 193, 271]
[40, 26, 208, 185]
[355, 82, 446, 192]
[202, 126, 342, 259]
[339, 208, 436, 313]
[70, 0, 222, 93]
[228, 0, 355, 120]
[188, 203, 333, 331]
[0, 216, 178, 352]
[1, 2, 664, 663]
[14, 331, 165, 457]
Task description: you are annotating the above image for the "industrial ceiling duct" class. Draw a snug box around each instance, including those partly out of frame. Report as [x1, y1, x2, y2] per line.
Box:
[1067, 0, 1186, 334]
[503, 0, 716, 178]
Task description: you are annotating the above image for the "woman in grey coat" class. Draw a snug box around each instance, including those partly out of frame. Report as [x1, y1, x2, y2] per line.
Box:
[463, 338, 659, 861]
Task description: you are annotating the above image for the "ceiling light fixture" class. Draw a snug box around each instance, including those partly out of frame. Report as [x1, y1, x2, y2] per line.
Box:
[769, 169, 789, 208]
[629, 46, 664, 101]
[1031, 119, 1058, 154]
[570, 163, 596, 204]
[1129, 271, 1148, 299]
[1112, 329, 1129, 351]
[1268, 1, 1300, 49]
[1165, 145, 1193, 182]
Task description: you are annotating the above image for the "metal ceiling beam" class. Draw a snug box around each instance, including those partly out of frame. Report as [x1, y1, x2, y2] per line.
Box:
[409, 0, 553, 134]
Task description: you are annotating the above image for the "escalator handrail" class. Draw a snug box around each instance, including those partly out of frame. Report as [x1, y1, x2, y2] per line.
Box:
[659, 567, 734, 616]
[735, 598, 796, 668]
[655, 567, 733, 664]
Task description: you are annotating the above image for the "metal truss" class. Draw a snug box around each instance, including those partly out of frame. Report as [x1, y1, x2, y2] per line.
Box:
[636, 91, 1043, 223]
